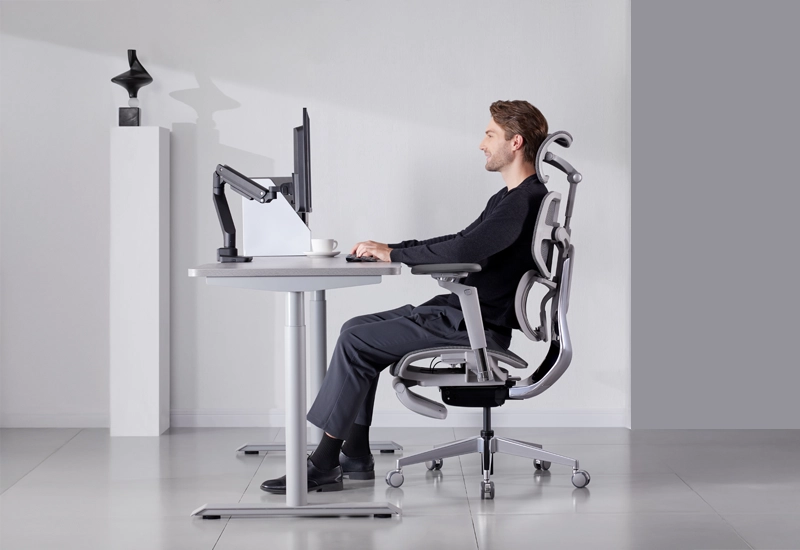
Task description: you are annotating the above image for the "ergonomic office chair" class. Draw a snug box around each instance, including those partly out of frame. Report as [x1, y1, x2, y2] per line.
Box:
[385, 131, 588, 500]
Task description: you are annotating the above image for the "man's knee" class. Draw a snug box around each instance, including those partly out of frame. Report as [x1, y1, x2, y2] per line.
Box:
[332, 328, 382, 376]
[336, 325, 365, 350]
[340, 315, 369, 334]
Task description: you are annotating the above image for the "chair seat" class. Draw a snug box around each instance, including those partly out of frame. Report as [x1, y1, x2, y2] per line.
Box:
[390, 346, 528, 377]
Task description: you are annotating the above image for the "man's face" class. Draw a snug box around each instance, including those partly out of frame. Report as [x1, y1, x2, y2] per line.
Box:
[480, 118, 514, 172]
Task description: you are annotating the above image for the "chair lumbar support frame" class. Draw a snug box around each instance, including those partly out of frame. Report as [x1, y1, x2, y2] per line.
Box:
[386, 131, 591, 499]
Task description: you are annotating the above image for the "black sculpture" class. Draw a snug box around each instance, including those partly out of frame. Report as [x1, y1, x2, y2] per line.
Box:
[111, 50, 153, 126]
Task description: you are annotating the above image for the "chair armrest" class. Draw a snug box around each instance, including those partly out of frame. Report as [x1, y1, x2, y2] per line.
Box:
[411, 264, 481, 278]
[407, 263, 493, 382]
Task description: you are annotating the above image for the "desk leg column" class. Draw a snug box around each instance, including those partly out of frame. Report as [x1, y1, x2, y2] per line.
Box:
[308, 290, 326, 445]
[286, 291, 307, 507]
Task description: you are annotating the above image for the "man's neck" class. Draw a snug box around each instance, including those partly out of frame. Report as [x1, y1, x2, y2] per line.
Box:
[501, 161, 537, 191]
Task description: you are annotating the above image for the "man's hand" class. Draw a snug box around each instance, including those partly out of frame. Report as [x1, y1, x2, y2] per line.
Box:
[350, 240, 392, 262]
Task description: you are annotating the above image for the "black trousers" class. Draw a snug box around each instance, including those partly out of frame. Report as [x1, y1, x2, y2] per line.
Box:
[306, 295, 512, 439]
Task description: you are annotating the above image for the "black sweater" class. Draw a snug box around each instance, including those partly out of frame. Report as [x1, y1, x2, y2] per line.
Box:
[389, 175, 548, 336]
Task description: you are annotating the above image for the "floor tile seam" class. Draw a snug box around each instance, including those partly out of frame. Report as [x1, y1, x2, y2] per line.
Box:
[456, 453, 482, 550]
[664, 471, 755, 550]
[210, 522, 230, 550]
[235, 429, 277, 503]
[657, 451, 682, 478]
[0, 428, 85, 496]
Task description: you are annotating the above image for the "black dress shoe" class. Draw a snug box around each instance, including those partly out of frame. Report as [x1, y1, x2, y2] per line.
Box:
[260, 457, 343, 494]
[339, 451, 375, 480]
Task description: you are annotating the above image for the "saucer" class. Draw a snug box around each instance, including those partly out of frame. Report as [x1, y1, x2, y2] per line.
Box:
[304, 250, 341, 257]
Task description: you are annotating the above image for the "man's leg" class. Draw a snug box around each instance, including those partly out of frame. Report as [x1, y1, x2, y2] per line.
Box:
[306, 309, 469, 440]
[317, 306, 416, 460]
[339, 304, 414, 432]
[260, 304, 427, 493]
[261, 303, 480, 493]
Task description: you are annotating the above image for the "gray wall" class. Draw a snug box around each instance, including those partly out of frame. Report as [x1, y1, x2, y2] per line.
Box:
[0, 1, 630, 428]
[632, 1, 800, 428]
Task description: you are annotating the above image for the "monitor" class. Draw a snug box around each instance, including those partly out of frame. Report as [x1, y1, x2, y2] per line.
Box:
[293, 108, 312, 215]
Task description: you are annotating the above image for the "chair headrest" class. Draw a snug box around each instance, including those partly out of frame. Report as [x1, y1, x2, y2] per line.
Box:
[535, 131, 574, 184]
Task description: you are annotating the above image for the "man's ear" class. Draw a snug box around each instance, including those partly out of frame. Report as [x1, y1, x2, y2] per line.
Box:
[512, 134, 524, 151]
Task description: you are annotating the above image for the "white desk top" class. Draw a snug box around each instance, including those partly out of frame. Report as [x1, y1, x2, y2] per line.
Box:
[189, 256, 402, 278]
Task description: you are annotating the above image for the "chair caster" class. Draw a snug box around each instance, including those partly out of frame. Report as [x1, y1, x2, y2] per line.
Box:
[425, 459, 443, 471]
[480, 480, 495, 500]
[534, 459, 551, 471]
[386, 469, 405, 488]
[571, 470, 591, 488]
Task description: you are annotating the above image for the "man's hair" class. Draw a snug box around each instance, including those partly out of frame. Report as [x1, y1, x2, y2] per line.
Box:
[489, 100, 548, 165]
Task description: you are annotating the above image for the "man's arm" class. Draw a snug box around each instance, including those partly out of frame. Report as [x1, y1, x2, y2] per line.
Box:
[351, 191, 500, 262]
[387, 212, 485, 249]
[387, 234, 456, 249]
[351, 211, 486, 261]
[389, 194, 530, 266]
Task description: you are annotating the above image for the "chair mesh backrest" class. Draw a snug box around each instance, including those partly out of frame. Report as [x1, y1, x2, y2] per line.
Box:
[514, 192, 561, 341]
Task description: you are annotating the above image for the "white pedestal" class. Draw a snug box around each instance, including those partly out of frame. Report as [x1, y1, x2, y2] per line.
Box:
[109, 126, 170, 436]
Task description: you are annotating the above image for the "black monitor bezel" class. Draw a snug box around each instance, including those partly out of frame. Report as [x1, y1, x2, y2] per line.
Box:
[293, 108, 312, 214]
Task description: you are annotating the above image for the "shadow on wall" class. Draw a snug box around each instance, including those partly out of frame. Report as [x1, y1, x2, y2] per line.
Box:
[169, 74, 282, 412]
[0, 0, 587, 135]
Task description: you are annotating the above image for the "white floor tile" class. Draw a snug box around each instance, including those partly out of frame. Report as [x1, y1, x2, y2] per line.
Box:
[0, 427, 797, 550]
[472, 513, 750, 550]
[456, 442, 674, 477]
[0, 516, 225, 550]
[0, 428, 81, 493]
[722, 513, 800, 550]
[654, 441, 800, 478]
[678, 471, 800, 514]
[464, 473, 716, 515]
[213, 513, 479, 550]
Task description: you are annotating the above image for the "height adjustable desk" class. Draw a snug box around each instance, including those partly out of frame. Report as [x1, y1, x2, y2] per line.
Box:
[188, 257, 402, 518]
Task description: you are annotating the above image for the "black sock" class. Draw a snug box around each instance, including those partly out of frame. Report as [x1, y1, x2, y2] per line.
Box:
[341, 422, 371, 458]
[309, 434, 343, 471]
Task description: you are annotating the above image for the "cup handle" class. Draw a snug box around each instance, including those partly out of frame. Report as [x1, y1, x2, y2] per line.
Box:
[332, 240, 338, 250]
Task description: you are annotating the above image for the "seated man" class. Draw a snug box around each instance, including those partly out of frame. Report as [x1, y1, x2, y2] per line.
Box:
[262, 100, 551, 493]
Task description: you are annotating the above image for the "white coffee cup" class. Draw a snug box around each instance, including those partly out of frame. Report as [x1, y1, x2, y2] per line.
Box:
[311, 238, 338, 253]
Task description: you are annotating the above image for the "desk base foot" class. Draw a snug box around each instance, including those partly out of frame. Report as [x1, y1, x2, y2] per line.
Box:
[192, 502, 401, 519]
[237, 441, 403, 454]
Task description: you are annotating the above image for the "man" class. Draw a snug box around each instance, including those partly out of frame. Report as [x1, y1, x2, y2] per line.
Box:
[262, 100, 550, 493]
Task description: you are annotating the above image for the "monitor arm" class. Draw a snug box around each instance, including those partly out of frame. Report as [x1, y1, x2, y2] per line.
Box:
[213, 164, 280, 263]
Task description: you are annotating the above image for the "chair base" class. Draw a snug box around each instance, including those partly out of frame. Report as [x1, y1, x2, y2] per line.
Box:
[384, 408, 590, 497]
